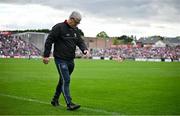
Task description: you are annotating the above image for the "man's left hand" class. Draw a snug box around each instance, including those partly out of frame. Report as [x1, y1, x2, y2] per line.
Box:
[83, 50, 89, 55]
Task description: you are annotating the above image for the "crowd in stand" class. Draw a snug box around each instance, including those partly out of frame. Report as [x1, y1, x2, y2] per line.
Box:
[1, 34, 180, 60]
[77, 46, 180, 60]
[76, 47, 180, 60]
[0, 35, 41, 57]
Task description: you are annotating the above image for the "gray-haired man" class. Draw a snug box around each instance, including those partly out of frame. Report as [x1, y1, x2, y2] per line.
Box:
[43, 11, 89, 110]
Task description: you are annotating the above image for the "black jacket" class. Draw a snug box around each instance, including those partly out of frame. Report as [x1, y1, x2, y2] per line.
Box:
[43, 21, 88, 60]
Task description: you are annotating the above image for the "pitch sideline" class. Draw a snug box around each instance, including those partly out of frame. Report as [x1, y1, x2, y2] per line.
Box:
[0, 93, 119, 115]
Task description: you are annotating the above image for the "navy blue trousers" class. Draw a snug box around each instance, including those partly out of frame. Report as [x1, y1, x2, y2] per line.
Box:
[53, 58, 74, 105]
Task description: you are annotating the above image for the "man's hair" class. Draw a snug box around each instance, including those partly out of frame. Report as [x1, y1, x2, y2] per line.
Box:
[69, 11, 82, 22]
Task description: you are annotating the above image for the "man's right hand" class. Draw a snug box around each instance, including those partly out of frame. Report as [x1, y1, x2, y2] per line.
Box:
[43, 57, 50, 64]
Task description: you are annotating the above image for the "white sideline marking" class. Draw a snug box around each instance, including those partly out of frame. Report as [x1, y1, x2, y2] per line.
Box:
[0, 93, 119, 115]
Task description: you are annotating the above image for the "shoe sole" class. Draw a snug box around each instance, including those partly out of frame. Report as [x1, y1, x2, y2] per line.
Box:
[67, 105, 81, 111]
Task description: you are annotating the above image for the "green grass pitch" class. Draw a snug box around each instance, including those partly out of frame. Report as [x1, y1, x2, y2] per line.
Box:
[0, 58, 180, 115]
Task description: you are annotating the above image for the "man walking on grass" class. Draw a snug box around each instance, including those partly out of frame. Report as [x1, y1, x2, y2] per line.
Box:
[43, 11, 89, 110]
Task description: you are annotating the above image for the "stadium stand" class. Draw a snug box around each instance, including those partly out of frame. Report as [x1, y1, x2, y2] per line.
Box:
[0, 32, 180, 62]
[13, 32, 48, 52]
[84, 47, 180, 61]
[0, 34, 41, 58]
